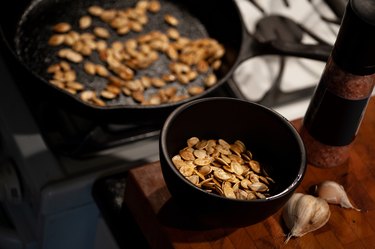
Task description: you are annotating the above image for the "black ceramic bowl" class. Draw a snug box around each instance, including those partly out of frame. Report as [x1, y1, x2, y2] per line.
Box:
[159, 97, 306, 228]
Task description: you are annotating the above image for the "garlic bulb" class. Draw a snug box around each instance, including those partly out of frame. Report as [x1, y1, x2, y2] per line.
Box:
[283, 193, 331, 243]
[315, 180, 360, 211]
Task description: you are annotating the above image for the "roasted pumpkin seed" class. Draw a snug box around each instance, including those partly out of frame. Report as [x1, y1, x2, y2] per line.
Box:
[164, 14, 179, 26]
[53, 22, 71, 33]
[79, 16, 92, 29]
[48, 34, 65, 46]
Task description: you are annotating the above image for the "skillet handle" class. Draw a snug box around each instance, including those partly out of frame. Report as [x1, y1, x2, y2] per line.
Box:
[237, 35, 332, 64]
[268, 41, 332, 62]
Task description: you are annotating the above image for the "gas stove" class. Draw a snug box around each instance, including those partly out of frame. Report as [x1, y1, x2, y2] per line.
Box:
[0, 0, 344, 249]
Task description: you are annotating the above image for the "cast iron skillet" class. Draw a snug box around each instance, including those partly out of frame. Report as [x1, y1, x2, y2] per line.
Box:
[0, 0, 331, 124]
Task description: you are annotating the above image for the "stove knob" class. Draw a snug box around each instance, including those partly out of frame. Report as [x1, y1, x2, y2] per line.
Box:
[0, 160, 22, 204]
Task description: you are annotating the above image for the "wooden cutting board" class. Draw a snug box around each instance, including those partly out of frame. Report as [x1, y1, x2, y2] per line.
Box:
[124, 98, 375, 249]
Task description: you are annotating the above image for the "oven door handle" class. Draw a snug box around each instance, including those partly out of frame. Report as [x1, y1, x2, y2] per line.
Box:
[0, 159, 22, 204]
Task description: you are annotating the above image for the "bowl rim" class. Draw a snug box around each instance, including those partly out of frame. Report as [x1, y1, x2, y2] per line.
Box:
[160, 96, 307, 203]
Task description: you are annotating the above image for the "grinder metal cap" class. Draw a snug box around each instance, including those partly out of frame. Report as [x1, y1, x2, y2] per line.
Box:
[332, 0, 375, 75]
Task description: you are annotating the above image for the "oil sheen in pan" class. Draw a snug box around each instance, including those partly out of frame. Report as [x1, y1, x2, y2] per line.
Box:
[15, 0, 210, 106]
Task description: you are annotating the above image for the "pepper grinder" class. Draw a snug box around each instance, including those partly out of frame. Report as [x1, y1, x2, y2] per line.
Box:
[300, 0, 375, 168]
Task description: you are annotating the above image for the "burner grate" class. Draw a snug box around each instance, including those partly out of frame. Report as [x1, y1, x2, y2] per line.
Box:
[231, 0, 346, 108]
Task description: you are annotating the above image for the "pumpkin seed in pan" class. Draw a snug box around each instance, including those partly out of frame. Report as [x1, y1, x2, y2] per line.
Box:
[46, 0, 225, 107]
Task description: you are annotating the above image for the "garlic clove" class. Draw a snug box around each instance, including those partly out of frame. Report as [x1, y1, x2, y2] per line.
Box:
[283, 193, 331, 244]
[282, 193, 303, 231]
[315, 180, 360, 211]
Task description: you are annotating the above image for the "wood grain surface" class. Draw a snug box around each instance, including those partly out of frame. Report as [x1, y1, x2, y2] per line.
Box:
[124, 98, 375, 249]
